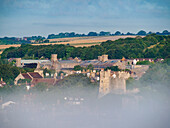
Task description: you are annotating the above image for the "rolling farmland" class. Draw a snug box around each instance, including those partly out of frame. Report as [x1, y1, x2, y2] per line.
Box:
[0, 36, 138, 54]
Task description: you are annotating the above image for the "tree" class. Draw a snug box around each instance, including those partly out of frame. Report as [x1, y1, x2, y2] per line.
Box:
[88, 32, 98, 36]
[99, 31, 111, 36]
[87, 64, 94, 70]
[147, 31, 153, 35]
[74, 65, 84, 71]
[136, 61, 152, 65]
[137, 30, 147, 35]
[115, 31, 121, 35]
[126, 32, 134, 35]
[162, 30, 169, 35]
[44, 39, 49, 43]
[105, 66, 120, 71]
[0, 64, 20, 84]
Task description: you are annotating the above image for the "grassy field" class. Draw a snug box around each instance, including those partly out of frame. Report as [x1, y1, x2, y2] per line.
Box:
[0, 35, 138, 50]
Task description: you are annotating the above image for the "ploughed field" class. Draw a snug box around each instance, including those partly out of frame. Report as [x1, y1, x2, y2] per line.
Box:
[0, 36, 137, 51]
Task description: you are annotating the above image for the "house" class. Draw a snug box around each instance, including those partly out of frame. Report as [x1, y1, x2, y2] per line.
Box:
[14, 72, 43, 85]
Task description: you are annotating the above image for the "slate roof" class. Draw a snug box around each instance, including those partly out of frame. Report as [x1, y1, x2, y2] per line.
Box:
[80, 59, 118, 68]
[59, 60, 79, 63]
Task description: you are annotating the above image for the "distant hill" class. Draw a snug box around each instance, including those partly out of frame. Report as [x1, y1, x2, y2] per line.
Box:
[0, 30, 169, 45]
[1, 34, 169, 60]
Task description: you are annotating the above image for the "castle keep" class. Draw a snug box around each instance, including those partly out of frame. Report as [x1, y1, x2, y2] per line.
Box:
[99, 69, 130, 97]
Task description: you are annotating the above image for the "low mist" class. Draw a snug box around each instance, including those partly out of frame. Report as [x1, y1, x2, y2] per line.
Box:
[0, 64, 170, 128]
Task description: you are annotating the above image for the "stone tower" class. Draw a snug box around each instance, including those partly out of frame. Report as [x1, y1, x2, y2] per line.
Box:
[51, 54, 58, 62]
[51, 54, 61, 71]
[99, 69, 130, 97]
[99, 69, 111, 96]
[98, 55, 108, 62]
[98, 56, 103, 61]
[102, 55, 108, 62]
[16, 58, 21, 67]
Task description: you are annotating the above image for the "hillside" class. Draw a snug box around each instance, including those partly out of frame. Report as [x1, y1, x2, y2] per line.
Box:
[1, 34, 169, 60]
[0, 36, 137, 51]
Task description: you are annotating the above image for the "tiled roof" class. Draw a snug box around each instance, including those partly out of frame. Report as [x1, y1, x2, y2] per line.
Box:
[28, 72, 43, 78]
[22, 73, 32, 79]
[32, 78, 57, 85]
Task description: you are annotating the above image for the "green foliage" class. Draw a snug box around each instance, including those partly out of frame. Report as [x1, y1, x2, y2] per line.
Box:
[140, 59, 170, 87]
[0, 37, 30, 45]
[0, 59, 35, 84]
[74, 65, 84, 71]
[104, 66, 121, 71]
[126, 77, 137, 90]
[136, 61, 153, 65]
[87, 64, 94, 70]
[57, 74, 98, 98]
[1, 35, 169, 60]
[137, 30, 147, 35]
[18, 79, 31, 84]
[43, 68, 55, 78]
[58, 71, 66, 76]
[0, 63, 20, 84]
[0, 59, 8, 64]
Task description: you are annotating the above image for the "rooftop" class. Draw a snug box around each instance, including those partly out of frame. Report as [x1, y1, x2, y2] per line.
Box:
[22, 73, 32, 79]
[59, 60, 80, 64]
[21, 60, 51, 64]
[28, 72, 43, 78]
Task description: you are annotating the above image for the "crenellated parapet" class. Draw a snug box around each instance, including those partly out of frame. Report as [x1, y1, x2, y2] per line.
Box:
[51, 54, 58, 62]
[99, 69, 130, 97]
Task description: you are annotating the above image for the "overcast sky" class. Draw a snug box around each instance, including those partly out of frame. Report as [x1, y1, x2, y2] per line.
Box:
[0, 0, 169, 37]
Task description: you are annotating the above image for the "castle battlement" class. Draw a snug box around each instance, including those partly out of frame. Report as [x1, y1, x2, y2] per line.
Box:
[99, 70, 130, 97]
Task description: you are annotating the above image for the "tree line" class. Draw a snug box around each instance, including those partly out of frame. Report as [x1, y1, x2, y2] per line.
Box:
[0, 30, 169, 45]
[1, 34, 169, 60]
[47, 30, 170, 39]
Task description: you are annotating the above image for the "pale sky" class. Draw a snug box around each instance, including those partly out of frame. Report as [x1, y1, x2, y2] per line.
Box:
[0, 0, 170, 37]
